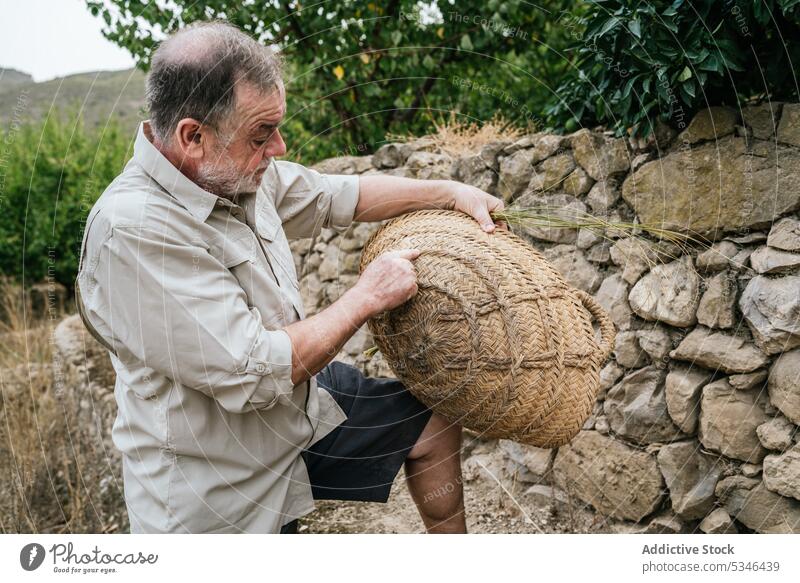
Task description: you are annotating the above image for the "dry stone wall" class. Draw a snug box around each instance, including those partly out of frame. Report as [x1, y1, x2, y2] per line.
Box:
[55, 103, 800, 533]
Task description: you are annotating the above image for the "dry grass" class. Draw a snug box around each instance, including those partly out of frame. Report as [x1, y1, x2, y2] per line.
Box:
[0, 280, 126, 533]
[388, 112, 525, 158]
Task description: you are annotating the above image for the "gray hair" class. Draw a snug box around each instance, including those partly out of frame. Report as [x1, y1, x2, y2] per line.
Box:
[145, 20, 283, 144]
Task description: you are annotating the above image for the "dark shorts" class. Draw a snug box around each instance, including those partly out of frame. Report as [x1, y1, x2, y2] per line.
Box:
[280, 361, 432, 533]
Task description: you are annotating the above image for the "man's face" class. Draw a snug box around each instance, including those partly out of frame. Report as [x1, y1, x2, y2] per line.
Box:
[195, 80, 287, 198]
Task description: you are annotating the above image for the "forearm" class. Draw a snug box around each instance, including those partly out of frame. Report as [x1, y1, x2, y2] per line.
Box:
[354, 175, 454, 222]
[282, 287, 375, 385]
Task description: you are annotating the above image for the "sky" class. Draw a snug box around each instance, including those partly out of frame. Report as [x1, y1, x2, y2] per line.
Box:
[0, 0, 137, 82]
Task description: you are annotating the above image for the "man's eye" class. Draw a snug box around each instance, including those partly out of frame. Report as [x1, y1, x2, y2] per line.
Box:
[253, 139, 267, 146]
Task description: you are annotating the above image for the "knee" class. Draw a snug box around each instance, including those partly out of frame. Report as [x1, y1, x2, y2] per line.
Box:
[407, 413, 461, 462]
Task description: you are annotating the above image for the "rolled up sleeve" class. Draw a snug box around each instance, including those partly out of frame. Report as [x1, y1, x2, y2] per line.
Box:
[269, 161, 360, 239]
[85, 224, 295, 413]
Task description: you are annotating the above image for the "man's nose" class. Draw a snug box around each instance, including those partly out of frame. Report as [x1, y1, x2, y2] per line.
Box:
[265, 129, 286, 158]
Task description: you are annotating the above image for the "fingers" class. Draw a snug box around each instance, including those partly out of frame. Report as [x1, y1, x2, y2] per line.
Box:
[472, 205, 496, 233]
[386, 248, 421, 261]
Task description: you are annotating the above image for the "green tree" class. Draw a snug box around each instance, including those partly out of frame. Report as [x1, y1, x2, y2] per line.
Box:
[85, 0, 573, 162]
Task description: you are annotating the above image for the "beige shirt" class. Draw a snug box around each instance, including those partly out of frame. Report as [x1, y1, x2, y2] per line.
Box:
[77, 121, 359, 533]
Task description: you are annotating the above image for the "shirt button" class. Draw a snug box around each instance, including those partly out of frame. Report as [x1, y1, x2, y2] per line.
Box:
[256, 363, 267, 374]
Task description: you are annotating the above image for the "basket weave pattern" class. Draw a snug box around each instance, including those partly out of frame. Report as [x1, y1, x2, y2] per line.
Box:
[359, 210, 616, 448]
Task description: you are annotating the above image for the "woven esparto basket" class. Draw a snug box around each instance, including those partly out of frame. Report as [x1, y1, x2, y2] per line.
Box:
[359, 210, 616, 448]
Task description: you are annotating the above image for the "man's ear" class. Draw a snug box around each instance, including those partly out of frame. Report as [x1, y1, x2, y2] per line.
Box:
[173, 118, 207, 160]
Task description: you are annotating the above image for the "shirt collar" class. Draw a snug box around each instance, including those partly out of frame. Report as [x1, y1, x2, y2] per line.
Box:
[132, 121, 219, 222]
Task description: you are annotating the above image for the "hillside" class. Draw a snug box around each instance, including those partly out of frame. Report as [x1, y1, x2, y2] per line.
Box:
[0, 67, 145, 134]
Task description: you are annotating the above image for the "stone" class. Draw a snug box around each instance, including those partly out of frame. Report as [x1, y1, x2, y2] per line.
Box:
[722, 481, 800, 533]
[741, 463, 762, 478]
[502, 133, 539, 154]
[635, 511, 688, 534]
[622, 136, 800, 237]
[678, 106, 738, 144]
[53, 314, 116, 391]
[528, 153, 576, 192]
[609, 237, 678, 285]
[670, 327, 770, 373]
[571, 129, 630, 180]
[311, 155, 373, 174]
[594, 416, 609, 434]
[372, 142, 413, 168]
[728, 370, 768, 391]
[757, 416, 796, 452]
[498, 148, 535, 200]
[740, 276, 800, 355]
[317, 245, 341, 281]
[742, 102, 782, 140]
[696, 241, 739, 271]
[636, 325, 672, 363]
[405, 151, 453, 180]
[586, 179, 620, 213]
[576, 227, 601, 250]
[699, 379, 769, 463]
[514, 193, 585, 244]
[696, 271, 737, 329]
[763, 444, 800, 501]
[498, 439, 554, 483]
[594, 274, 635, 331]
[612, 331, 648, 369]
[665, 364, 713, 435]
[530, 134, 566, 162]
[586, 241, 612, 264]
[767, 217, 800, 251]
[768, 349, 800, 424]
[562, 166, 594, 196]
[631, 152, 652, 172]
[777, 103, 800, 147]
[699, 508, 738, 534]
[628, 256, 700, 327]
[599, 361, 625, 394]
[552, 430, 664, 521]
[543, 245, 602, 293]
[455, 154, 496, 192]
[749, 245, 800, 274]
[657, 440, 722, 520]
[604, 366, 684, 444]
[524, 484, 570, 505]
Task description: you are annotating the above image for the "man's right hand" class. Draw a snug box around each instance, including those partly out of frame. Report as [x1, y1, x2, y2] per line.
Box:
[354, 248, 421, 318]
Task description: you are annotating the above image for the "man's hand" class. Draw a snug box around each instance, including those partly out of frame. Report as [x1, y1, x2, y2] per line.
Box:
[353, 249, 420, 317]
[445, 181, 506, 233]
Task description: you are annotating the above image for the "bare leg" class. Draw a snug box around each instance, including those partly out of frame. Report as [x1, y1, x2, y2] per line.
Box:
[405, 413, 466, 533]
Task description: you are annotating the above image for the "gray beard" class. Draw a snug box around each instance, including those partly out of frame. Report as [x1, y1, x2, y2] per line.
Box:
[195, 153, 269, 200]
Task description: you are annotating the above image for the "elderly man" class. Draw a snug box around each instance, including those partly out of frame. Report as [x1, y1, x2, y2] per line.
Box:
[77, 21, 503, 534]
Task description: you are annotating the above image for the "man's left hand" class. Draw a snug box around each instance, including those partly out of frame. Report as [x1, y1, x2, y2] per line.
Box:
[445, 181, 506, 233]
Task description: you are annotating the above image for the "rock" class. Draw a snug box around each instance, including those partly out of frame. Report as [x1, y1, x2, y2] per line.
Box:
[749, 245, 800, 274]
[699, 508, 738, 534]
[599, 361, 625, 393]
[594, 416, 609, 434]
[405, 151, 454, 180]
[604, 366, 684, 444]
[317, 246, 341, 281]
[524, 484, 569, 505]
[372, 142, 413, 168]
[455, 154, 496, 192]
[53, 314, 116, 390]
[586, 179, 620, 213]
[552, 430, 664, 521]
[622, 136, 800, 237]
[757, 416, 796, 452]
[665, 364, 713, 435]
[586, 241, 612, 264]
[628, 256, 700, 327]
[696, 241, 740, 271]
[763, 444, 800, 501]
[576, 228, 601, 250]
[670, 327, 770, 373]
[631, 153, 652, 172]
[728, 370, 768, 391]
[311, 155, 373, 174]
[498, 439, 554, 483]
[594, 274, 635, 331]
[723, 481, 800, 533]
[636, 325, 672, 363]
[777, 103, 800, 147]
[562, 166, 594, 196]
[636, 511, 688, 534]
[571, 130, 630, 180]
[740, 276, 800, 355]
[612, 331, 649, 369]
[502, 134, 539, 154]
[768, 349, 800, 424]
[498, 149, 535, 200]
[531, 134, 566, 162]
[741, 463, 763, 478]
[696, 271, 738, 329]
[528, 153, 576, 192]
[542, 245, 602, 292]
[767, 217, 800, 252]
[657, 440, 722, 520]
[742, 102, 782, 140]
[699, 379, 769, 463]
[609, 237, 678, 285]
[678, 106, 738, 144]
[514, 193, 585, 244]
